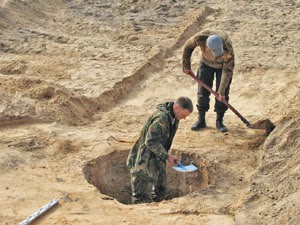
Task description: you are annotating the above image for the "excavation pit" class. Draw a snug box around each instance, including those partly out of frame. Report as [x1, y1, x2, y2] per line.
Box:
[83, 149, 212, 204]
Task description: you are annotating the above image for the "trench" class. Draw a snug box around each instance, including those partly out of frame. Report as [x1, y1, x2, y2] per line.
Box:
[83, 149, 213, 204]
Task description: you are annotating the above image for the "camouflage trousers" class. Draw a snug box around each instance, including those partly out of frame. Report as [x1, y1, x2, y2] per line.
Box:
[130, 158, 166, 204]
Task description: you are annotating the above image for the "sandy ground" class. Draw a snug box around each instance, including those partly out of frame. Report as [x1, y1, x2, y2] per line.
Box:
[0, 0, 299, 224]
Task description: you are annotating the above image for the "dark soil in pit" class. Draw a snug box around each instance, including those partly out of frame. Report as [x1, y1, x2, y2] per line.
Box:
[83, 149, 213, 204]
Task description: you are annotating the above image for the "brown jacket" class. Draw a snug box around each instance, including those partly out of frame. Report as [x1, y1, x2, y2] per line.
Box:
[182, 29, 235, 95]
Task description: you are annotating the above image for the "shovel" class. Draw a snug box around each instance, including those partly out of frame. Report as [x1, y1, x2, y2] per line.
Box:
[187, 71, 275, 135]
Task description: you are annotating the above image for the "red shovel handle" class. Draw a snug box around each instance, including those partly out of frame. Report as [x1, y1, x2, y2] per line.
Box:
[187, 71, 251, 127]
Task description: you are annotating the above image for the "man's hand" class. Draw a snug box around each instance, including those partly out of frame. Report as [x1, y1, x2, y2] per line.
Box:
[217, 94, 226, 102]
[183, 69, 192, 75]
[167, 154, 178, 166]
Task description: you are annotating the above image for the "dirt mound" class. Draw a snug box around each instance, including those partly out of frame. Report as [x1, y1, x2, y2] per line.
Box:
[236, 117, 300, 224]
[0, 77, 97, 126]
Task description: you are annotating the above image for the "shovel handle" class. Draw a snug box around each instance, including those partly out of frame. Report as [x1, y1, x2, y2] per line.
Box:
[187, 71, 251, 127]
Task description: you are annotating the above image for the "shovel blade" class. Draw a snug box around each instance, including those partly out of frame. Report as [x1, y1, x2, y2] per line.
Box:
[249, 119, 275, 135]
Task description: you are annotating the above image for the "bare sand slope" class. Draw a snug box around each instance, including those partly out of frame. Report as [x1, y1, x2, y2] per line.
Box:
[0, 0, 299, 225]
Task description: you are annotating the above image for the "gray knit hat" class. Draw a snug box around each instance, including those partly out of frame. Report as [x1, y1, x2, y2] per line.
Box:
[206, 35, 224, 57]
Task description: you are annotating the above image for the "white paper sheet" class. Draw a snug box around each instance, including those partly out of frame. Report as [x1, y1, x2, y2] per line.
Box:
[173, 164, 198, 172]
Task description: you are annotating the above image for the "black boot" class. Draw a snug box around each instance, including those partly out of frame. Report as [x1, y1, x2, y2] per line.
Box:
[216, 112, 228, 132]
[191, 111, 206, 131]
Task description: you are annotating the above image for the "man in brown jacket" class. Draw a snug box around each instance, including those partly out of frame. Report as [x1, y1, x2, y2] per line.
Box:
[182, 28, 235, 132]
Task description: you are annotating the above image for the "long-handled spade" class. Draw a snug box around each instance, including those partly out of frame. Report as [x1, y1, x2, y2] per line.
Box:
[187, 71, 275, 135]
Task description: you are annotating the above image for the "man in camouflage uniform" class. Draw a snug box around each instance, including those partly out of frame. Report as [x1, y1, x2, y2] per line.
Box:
[182, 28, 235, 132]
[127, 96, 193, 204]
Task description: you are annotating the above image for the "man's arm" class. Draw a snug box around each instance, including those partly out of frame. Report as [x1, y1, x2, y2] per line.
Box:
[218, 55, 235, 96]
[144, 116, 171, 161]
[182, 30, 210, 74]
[182, 37, 197, 73]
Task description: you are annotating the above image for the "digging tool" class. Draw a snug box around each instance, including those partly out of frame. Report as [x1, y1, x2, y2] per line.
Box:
[186, 71, 275, 134]
[107, 135, 135, 145]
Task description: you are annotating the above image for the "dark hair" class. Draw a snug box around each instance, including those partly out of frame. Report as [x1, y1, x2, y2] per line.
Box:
[175, 96, 193, 113]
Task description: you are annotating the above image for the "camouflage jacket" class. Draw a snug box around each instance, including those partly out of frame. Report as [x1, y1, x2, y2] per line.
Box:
[126, 102, 179, 168]
[182, 28, 235, 95]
